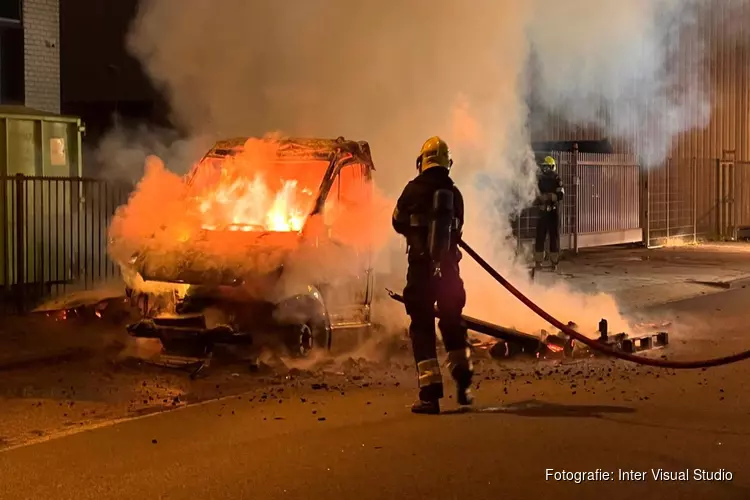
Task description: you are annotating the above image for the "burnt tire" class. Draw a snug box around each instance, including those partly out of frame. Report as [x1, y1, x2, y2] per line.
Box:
[285, 320, 329, 358]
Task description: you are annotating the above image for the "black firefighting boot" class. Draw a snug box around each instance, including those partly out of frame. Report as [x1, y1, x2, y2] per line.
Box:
[413, 359, 443, 415]
[411, 399, 441, 415]
[533, 252, 544, 269]
[457, 385, 473, 406]
[550, 252, 559, 272]
[448, 348, 474, 406]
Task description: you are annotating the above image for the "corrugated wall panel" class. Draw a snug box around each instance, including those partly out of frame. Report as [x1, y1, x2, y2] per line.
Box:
[530, 1, 750, 240]
[531, 0, 750, 163]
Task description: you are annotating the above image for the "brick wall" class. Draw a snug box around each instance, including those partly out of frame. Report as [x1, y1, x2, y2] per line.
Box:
[22, 0, 60, 114]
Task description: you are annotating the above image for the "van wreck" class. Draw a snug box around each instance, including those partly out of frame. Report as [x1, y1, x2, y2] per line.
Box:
[110, 137, 377, 372]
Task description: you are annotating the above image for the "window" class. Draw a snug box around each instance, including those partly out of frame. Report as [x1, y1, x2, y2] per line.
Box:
[0, 1, 21, 22]
[0, 24, 24, 104]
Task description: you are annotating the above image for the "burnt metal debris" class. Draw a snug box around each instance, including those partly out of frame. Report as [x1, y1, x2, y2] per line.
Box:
[386, 290, 669, 361]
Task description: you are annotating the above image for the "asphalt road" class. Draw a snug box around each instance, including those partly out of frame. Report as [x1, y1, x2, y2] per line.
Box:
[2, 288, 750, 499]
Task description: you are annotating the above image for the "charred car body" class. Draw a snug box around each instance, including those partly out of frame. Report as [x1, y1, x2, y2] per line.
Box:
[120, 137, 376, 366]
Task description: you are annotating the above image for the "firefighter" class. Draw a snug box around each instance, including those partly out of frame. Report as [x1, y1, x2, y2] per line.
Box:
[392, 136, 473, 415]
[534, 156, 564, 271]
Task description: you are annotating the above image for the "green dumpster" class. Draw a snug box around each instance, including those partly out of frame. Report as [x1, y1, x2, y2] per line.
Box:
[0, 106, 85, 294]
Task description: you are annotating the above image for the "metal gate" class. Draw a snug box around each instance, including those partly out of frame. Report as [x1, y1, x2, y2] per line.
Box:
[513, 150, 642, 251]
[575, 153, 641, 248]
[718, 160, 750, 239]
[645, 157, 700, 247]
[1, 174, 131, 312]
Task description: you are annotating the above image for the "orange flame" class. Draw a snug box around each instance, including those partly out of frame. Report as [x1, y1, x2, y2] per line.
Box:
[187, 142, 328, 233]
[196, 175, 312, 232]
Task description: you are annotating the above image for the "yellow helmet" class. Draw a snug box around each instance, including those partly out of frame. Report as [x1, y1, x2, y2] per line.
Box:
[417, 136, 453, 172]
[540, 155, 556, 172]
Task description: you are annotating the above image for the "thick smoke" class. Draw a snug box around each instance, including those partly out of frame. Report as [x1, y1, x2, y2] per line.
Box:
[108, 0, 710, 337]
[96, 125, 210, 183]
[528, 0, 710, 166]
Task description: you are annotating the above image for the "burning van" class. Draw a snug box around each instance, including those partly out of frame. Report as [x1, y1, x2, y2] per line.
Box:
[114, 137, 377, 368]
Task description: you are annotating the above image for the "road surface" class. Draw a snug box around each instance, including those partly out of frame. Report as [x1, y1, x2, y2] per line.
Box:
[1, 286, 750, 499]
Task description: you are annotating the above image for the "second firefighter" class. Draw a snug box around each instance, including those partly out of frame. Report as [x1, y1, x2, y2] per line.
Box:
[534, 156, 564, 271]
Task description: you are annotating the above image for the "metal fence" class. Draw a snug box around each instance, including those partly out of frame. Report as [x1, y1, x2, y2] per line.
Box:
[517, 152, 750, 250]
[715, 160, 750, 240]
[646, 157, 699, 247]
[1, 157, 746, 312]
[513, 150, 642, 251]
[0, 175, 131, 312]
[735, 162, 750, 234]
[646, 158, 750, 246]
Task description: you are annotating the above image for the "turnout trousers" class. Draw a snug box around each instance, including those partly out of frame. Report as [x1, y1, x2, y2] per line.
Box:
[534, 206, 560, 265]
[402, 260, 473, 401]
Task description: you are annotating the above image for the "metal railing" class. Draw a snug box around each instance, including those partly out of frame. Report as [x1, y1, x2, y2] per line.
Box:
[512, 150, 642, 252]
[647, 158, 750, 245]
[646, 157, 700, 247]
[1, 175, 131, 312]
[1, 157, 745, 312]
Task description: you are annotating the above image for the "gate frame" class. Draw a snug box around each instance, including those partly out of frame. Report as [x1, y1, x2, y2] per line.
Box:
[514, 147, 643, 253]
[720, 159, 750, 240]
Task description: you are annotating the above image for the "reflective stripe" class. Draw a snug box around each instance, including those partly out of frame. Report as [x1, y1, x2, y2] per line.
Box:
[447, 348, 474, 373]
[417, 358, 442, 387]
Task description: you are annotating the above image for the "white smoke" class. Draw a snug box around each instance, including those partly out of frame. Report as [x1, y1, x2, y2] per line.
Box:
[528, 0, 710, 166]
[104, 0, 713, 335]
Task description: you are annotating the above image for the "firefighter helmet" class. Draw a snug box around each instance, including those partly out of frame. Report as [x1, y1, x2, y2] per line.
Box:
[540, 155, 556, 173]
[416, 136, 453, 172]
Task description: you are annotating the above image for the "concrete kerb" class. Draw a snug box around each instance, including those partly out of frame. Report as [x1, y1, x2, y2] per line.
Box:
[687, 275, 750, 290]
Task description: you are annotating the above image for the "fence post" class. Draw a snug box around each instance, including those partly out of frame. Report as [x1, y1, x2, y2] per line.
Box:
[729, 161, 739, 241]
[716, 158, 724, 240]
[573, 143, 579, 253]
[666, 158, 670, 240]
[692, 157, 697, 244]
[644, 158, 650, 247]
[15, 174, 26, 313]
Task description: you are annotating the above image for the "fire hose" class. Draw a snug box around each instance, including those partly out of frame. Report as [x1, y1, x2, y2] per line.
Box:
[458, 238, 750, 369]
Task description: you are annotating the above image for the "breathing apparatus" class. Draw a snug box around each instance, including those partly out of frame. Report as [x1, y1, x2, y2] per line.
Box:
[428, 189, 455, 277]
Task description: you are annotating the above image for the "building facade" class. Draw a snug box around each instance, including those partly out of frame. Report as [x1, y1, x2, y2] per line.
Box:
[529, 0, 750, 163]
[0, 0, 60, 114]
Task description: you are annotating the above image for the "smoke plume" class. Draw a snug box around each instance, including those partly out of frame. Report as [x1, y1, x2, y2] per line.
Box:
[528, 0, 710, 166]
[106, 0, 711, 338]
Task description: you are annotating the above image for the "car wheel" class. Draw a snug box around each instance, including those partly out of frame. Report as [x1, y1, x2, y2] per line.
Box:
[287, 320, 329, 358]
[294, 323, 314, 357]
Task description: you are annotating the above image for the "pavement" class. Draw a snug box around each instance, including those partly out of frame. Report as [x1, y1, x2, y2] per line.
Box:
[556, 242, 750, 310]
[1, 287, 749, 499]
[0, 242, 749, 498]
